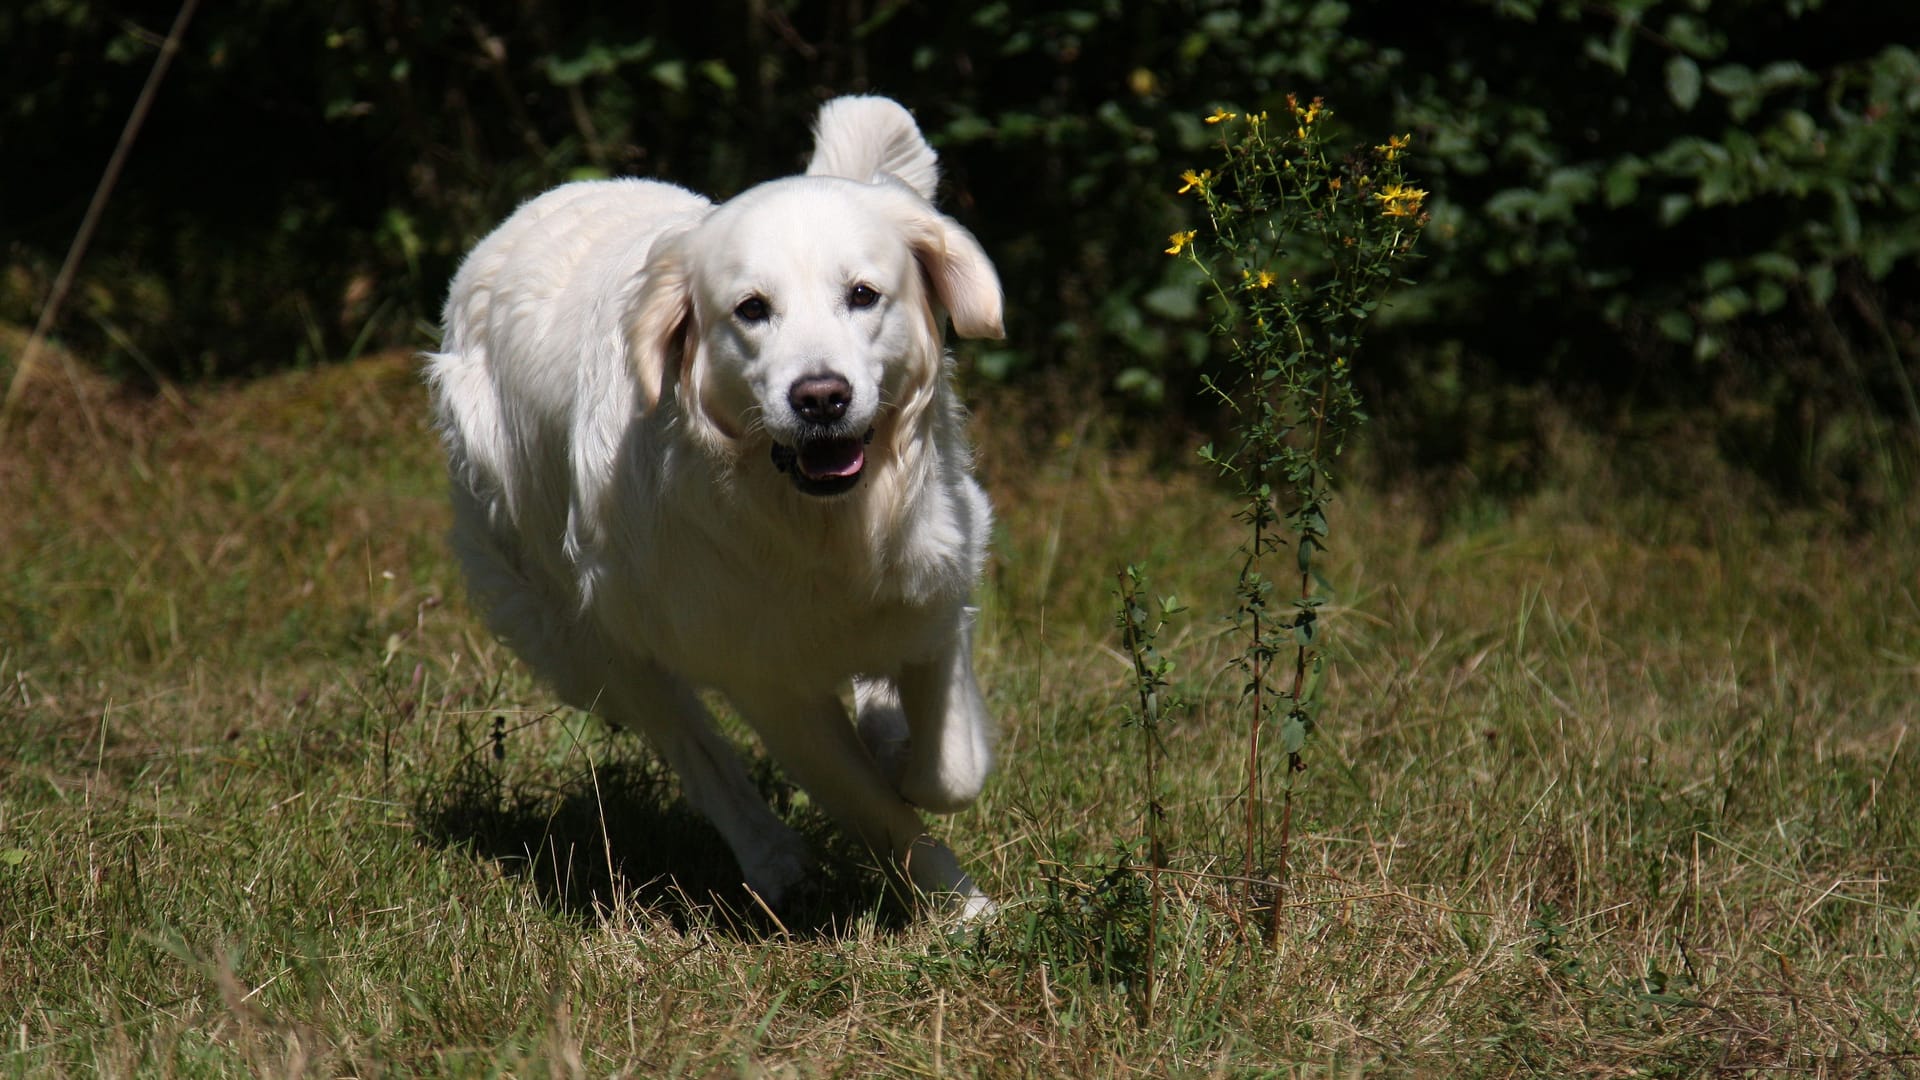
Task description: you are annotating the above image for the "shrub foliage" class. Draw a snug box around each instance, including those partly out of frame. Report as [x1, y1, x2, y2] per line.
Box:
[4, 0, 1916, 488]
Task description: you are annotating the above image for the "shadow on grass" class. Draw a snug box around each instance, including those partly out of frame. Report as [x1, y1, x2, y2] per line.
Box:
[412, 750, 917, 939]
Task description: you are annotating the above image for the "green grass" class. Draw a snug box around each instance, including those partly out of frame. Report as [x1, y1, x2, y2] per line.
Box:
[3, 337, 1917, 1076]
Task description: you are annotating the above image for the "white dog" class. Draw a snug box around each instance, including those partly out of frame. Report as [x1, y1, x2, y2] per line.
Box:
[426, 97, 1002, 918]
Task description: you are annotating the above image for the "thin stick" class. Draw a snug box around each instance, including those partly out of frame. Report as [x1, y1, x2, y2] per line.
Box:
[0, 0, 202, 441]
[1244, 555, 1264, 898]
[1272, 373, 1334, 941]
[743, 885, 792, 939]
[1116, 568, 1162, 1021]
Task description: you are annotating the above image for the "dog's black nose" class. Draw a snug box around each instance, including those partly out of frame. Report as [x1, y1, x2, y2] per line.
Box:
[789, 374, 853, 425]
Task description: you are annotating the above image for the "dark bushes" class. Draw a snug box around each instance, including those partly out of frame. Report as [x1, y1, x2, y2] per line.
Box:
[5, 0, 1915, 493]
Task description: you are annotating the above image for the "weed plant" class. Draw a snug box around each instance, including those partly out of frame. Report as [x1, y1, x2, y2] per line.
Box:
[1112, 565, 1185, 1016]
[1123, 100, 1428, 934]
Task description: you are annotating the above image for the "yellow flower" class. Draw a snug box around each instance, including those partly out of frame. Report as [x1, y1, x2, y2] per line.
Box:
[1205, 108, 1236, 125]
[1252, 269, 1277, 289]
[1177, 168, 1211, 194]
[1375, 133, 1412, 161]
[1329, 177, 1343, 192]
[1374, 183, 1428, 218]
[1165, 230, 1197, 255]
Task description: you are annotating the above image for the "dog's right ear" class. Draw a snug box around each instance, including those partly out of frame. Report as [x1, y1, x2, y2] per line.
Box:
[627, 231, 695, 415]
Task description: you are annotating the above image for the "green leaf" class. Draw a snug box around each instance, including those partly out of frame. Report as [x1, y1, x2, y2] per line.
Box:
[1756, 60, 1814, 90]
[1754, 280, 1788, 315]
[698, 60, 737, 93]
[941, 113, 995, 143]
[1604, 156, 1647, 208]
[1278, 715, 1307, 755]
[1779, 109, 1818, 144]
[1114, 366, 1165, 403]
[1705, 63, 1756, 99]
[651, 60, 688, 92]
[1662, 14, 1717, 58]
[1142, 283, 1199, 319]
[1298, 655, 1326, 707]
[1831, 185, 1862, 249]
[1701, 287, 1750, 324]
[973, 348, 1019, 382]
[1656, 309, 1694, 343]
[1807, 263, 1836, 305]
[541, 39, 655, 86]
[1584, 22, 1633, 74]
[969, 2, 1010, 30]
[1665, 56, 1702, 111]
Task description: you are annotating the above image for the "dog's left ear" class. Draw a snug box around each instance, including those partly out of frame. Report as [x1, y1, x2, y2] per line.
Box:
[895, 200, 1005, 341]
[920, 214, 1005, 341]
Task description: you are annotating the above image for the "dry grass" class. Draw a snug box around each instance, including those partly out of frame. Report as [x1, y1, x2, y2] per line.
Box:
[2, 336, 1917, 1077]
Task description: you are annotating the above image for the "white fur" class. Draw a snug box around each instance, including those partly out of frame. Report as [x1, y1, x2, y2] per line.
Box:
[427, 96, 1003, 918]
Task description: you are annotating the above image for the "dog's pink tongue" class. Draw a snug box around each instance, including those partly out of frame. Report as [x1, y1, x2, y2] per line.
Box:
[798, 437, 866, 480]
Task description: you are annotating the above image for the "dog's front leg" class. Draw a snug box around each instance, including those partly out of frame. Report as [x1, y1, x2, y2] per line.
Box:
[738, 689, 991, 919]
[602, 673, 812, 907]
[892, 606, 993, 814]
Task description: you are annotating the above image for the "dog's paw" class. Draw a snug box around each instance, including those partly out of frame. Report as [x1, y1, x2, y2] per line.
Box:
[947, 888, 998, 924]
[738, 835, 813, 909]
[899, 833, 993, 921]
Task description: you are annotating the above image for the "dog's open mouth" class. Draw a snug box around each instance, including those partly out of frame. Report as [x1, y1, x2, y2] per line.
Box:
[771, 429, 874, 497]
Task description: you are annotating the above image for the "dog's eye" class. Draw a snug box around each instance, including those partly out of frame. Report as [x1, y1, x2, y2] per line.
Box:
[847, 284, 881, 310]
[734, 296, 771, 323]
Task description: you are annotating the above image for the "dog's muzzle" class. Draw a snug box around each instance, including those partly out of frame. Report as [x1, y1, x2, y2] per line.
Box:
[771, 428, 875, 497]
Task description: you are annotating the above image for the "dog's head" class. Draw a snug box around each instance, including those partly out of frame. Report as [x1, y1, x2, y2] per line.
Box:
[628, 98, 1003, 498]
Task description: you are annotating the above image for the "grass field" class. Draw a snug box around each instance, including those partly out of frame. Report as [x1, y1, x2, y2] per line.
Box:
[3, 338, 1917, 1077]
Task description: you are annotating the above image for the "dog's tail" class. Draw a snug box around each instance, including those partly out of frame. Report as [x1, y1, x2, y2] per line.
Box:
[806, 96, 939, 201]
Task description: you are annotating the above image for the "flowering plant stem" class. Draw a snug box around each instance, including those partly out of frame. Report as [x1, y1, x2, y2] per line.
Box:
[1114, 565, 1182, 1020]
[1174, 98, 1426, 931]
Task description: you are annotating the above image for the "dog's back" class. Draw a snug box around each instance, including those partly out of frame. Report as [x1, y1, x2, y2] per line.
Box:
[426, 179, 709, 708]
[430, 179, 707, 542]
